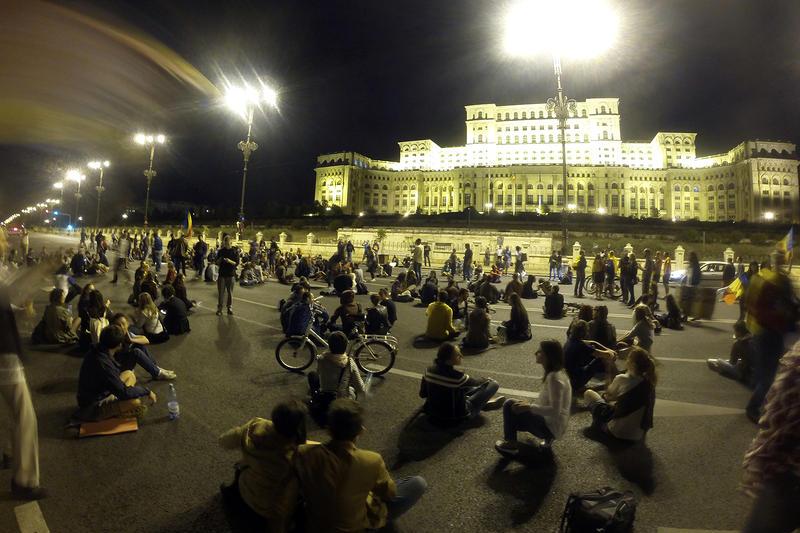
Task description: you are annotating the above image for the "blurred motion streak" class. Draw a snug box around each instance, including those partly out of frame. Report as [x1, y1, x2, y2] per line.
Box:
[0, 0, 219, 148]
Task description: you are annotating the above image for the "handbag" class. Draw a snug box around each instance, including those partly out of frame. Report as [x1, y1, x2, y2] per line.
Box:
[559, 486, 637, 533]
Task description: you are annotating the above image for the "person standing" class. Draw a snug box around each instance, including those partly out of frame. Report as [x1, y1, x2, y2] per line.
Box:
[604, 251, 617, 298]
[193, 235, 208, 280]
[591, 253, 605, 301]
[555, 251, 563, 280]
[618, 255, 631, 305]
[627, 253, 639, 307]
[111, 231, 130, 284]
[171, 233, 188, 276]
[548, 251, 558, 281]
[722, 257, 736, 287]
[412, 238, 424, 284]
[151, 231, 163, 273]
[216, 234, 240, 316]
[574, 250, 587, 298]
[423, 243, 432, 267]
[20, 228, 29, 259]
[463, 243, 473, 282]
[743, 256, 799, 423]
[345, 240, 355, 263]
[484, 247, 491, 267]
[641, 249, 654, 301]
[514, 246, 525, 276]
[662, 251, 672, 297]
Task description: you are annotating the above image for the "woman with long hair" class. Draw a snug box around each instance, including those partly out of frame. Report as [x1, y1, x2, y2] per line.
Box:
[662, 251, 672, 296]
[502, 293, 531, 342]
[584, 347, 657, 441]
[133, 293, 169, 343]
[173, 273, 194, 310]
[588, 305, 616, 349]
[86, 289, 110, 346]
[495, 339, 572, 455]
[567, 304, 593, 339]
[617, 305, 655, 354]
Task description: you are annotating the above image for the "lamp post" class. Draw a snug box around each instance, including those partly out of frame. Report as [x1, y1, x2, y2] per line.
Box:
[503, 0, 618, 251]
[134, 133, 166, 226]
[53, 181, 64, 205]
[224, 81, 278, 225]
[88, 160, 110, 227]
[66, 170, 85, 227]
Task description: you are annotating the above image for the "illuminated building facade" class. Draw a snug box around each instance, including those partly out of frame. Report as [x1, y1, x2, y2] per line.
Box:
[315, 98, 799, 222]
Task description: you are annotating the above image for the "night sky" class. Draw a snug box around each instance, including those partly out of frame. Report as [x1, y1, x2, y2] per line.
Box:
[1, 0, 799, 222]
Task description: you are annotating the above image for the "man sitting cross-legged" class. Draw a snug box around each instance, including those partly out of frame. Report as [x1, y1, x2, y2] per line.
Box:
[294, 399, 427, 532]
[76, 325, 156, 421]
[109, 313, 176, 381]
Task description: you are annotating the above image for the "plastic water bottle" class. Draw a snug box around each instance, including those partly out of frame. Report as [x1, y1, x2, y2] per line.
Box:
[167, 384, 180, 420]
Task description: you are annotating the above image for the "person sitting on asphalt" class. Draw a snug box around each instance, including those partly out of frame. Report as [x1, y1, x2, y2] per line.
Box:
[128, 260, 150, 304]
[588, 305, 617, 349]
[419, 274, 439, 305]
[502, 293, 532, 342]
[655, 293, 683, 330]
[140, 270, 159, 301]
[566, 304, 594, 339]
[543, 285, 565, 319]
[365, 293, 391, 335]
[462, 296, 492, 350]
[109, 313, 176, 381]
[391, 272, 416, 303]
[419, 343, 505, 425]
[218, 400, 308, 532]
[563, 320, 617, 392]
[307, 331, 365, 401]
[495, 339, 572, 455]
[172, 273, 194, 311]
[332, 268, 355, 295]
[33, 288, 78, 345]
[616, 305, 654, 354]
[76, 283, 96, 344]
[425, 290, 459, 342]
[521, 274, 538, 299]
[477, 275, 501, 305]
[70, 249, 87, 277]
[503, 273, 523, 303]
[164, 261, 177, 285]
[86, 289, 111, 346]
[707, 321, 753, 387]
[276, 259, 295, 285]
[327, 290, 363, 337]
[134, 293, 170, 343]
[294, 399, 427, 532]
[584, 347, 657, 442]
[159, 284, 190, 335]
[378, 288, 398, 327]
[204, 253, 219, 282]
[450, 288, 470, 323]
[75, 325, 156, 421]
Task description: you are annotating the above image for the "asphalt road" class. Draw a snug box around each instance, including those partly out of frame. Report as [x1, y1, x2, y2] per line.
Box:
[1, 232, 761, 533]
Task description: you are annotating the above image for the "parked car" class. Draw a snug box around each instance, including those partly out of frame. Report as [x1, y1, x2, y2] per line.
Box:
[669, 261, 730, 287]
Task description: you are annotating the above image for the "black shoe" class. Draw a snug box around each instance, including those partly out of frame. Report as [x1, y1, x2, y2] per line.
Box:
[11, 479, 48, 500]
[746, 410, 760, 425]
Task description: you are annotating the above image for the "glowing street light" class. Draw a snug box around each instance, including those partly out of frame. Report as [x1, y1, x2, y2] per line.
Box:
[485, 202, 493, 214]
[66, 169, 86, 227]
[223, 79, 279, 225]
[503, 0, 618, 251]
[763, 211, 775, 221]
[567, 203, 577, 211]
[53, 181, 64, 204]
[597, 206, 607, 215]
[88, 160, 110, 227]
[134, 133, 166, 226]
[121, 213, 129, 220]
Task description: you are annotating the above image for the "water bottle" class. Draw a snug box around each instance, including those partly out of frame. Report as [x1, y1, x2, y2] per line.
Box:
[363, 372, 374, 396]
[167, 384, 180, 420]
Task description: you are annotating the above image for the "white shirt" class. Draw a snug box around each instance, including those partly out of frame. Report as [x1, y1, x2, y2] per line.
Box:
[605, 372, 647, 441]
[412, 245, 423, 263]
[89, 317, 109, 346]
[134, 309, 164, 335]
[527, 369, 572, 439]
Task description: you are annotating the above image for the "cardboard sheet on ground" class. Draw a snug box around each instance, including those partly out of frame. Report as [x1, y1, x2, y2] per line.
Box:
[79, 417, 138, 438]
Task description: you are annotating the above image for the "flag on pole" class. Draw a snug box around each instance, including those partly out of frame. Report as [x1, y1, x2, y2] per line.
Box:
[185, 210, 193, 237]
[722, 272, 747, 305]
[776, 227, 793, 264]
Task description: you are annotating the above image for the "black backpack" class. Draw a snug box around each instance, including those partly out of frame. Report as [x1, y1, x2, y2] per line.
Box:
[559, 487, 636, 533]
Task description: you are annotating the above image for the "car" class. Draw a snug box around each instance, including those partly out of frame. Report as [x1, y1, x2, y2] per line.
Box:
[4, 225, 23, 236]
[669, 260, 732, 287]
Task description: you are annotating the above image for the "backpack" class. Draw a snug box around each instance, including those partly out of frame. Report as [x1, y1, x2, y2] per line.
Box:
[559, 487, 637, 533]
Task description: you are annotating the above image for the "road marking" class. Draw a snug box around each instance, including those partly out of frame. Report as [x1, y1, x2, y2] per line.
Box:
[233, 296, 279, 309]
[195, 304, 282, 331]
[658, 529, 738, 533]
[15, 501, 50, 533]
[387, 367, 743, 417]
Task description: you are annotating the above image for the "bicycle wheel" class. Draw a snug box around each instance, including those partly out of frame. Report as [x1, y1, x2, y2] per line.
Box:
[275, 338, 316, 371]
[585, 279, 596, 294]
[353, 340, 396, 376]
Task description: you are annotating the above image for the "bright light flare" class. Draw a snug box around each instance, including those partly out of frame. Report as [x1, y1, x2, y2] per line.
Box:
[66, 169, 85, 183]
[597, 206, 607, 215]
[763, 211, 775, 221]
[134, 133, 146, 145]
[53, 181, 63, 190]
[503, 0, 618, 59]
[224, 80, 279, 119]
[88, 160, 110, 169]
[122, 213, 128, 219]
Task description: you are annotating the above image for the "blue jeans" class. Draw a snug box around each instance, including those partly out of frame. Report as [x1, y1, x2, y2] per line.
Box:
[117, 346, 160, 379]
[152, 250, 162, 272]
[746, 332, 785, 417]
[412, 262, 422, 284]
[465, 379, 500, 418]
[463, 264, 473, 281]
[386, 476, 427, 521]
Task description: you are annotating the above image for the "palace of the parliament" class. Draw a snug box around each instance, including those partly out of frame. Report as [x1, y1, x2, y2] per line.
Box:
[314, 98, 799, 222]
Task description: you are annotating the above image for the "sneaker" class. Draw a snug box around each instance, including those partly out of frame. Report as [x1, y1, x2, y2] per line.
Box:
[706, 359, 720, 371]
[216, 309, 222, 316]
[482, 396, 507, 412]
[494, 439, 520, 456]
[157, 368, 177, 380]
[11, 479, 48, 500]
[227, 308, 234, 315]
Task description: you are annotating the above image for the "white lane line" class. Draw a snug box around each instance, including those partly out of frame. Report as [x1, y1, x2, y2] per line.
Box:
[395, 355, 542, 380]
[387, 367, 744, 417]
[15, 501, 50, 533]
[233, 296, 279, 309]
[492, 303, 737, 324]
[658, 528, 738, 533]
[195, 304, 282, 331]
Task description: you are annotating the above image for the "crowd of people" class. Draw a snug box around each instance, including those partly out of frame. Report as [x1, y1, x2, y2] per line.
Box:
[1, 226, 798, 533]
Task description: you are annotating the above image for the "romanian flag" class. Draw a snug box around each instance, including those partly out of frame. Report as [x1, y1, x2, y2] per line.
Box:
[723, 273, 747, 305]
[776, 227, 793, 264]
[184, 211, 193, 237]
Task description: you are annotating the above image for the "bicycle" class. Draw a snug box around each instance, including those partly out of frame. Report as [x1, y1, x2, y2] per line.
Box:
[584, 278, 622, 299]
[275, 309, 398, 375]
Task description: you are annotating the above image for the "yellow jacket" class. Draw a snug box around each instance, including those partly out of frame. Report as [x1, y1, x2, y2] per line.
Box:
[425, 301, 456, 340]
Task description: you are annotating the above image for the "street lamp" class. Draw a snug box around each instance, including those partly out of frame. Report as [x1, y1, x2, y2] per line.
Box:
[503, 0, 618, 252]
[88, 160, 110, 227]
[66, 169, 85, 227]
[764, 211, 775, 221]
[485, 202, 493, 214]
[224, 80, 279, 225]
[597, 206, 607, 215]
[53, 181, 64, 204]
[134, 133, 166, 226]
